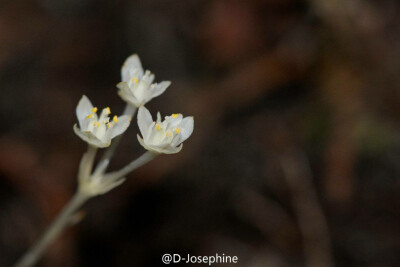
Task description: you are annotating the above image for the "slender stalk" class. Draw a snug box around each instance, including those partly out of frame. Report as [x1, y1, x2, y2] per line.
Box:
[94, 104, 137, 175]
[105, 151, 157, 180]
[15, 105, 143, 267]
[79, 145, 97, 179]
[14, 192, 90, 267]
[15, 145, 98, 267]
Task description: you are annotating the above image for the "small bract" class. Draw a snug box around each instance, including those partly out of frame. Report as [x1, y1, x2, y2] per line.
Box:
[117, 54, 171, 107]
[137, 106, 194, 154]
[73, 95, 131, 148]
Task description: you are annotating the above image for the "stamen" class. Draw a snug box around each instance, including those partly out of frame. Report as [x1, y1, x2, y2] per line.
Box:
[172, 113, 179, 118]
[87, 114, 93, 119]
[175, 128, 181, 134]
[131, 77, 138, 84]
[93, 121, 97, 127]
[156, 124, 161, 130]
[105, 107, 111, 114]
[166, 132, 172, 137]
[92, 107, 98, 113]
[113, 115, 118, 122]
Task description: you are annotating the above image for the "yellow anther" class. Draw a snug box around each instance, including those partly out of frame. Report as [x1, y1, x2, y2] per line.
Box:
[106, 107, 111, 114]
[107, 122, 113, 128]
[87, 114, 93, 119]
[91, 107, 98, 113]
[156, 124, 161, 130]
[175, 128, 181, 134]
[131, 77, 138, 83]
[166, 132, 172, 137]
[113, 115, 118, 122]
[172, 113, 179, 118]
[93, 121, 97, 127]
[96, 122, 100, 128]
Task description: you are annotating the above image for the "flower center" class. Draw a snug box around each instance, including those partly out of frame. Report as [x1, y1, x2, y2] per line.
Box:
[85, 107, 119, 140]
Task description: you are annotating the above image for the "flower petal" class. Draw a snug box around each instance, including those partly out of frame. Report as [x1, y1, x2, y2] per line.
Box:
[163, 144, 183, 154]
[142, 71, 155, 85]
[116, 81, 130, 92]
[137, 134, 156, 153]
[165, 114, 183, 129]
[117, 82, 142, 106]
[180, 116, 194, 143]
[73, 124, 109, 148]
[109, 115, 131, 139]
[121, 54, 143, 82]
[151, 81, 171, 98]
[117, 82, 133, 98]
[138, 134, 180, 154]
[144, 122, 155, 142]
[137, 106, 153, 138]
[76, 95, 94, 129]
[170, 134, 182, 148]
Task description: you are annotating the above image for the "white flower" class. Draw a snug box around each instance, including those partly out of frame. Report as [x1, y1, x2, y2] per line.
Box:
[117, 54, 171, 107]
[73, 95, 131, 148]
[137, 106, 194, 154]
[120, 53, 143, 82]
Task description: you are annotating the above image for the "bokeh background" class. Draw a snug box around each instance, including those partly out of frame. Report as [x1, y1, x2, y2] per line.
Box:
[1, 0, 400, 266]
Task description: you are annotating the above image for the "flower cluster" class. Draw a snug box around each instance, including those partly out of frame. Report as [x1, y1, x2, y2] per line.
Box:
[74, 54, 193, 153]
[72, 54, 194, 196]
[14, 54, 195, 267]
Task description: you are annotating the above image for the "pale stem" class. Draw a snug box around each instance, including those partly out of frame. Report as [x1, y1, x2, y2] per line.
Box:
[104, 151, 157, 180]
[14, 145, 98, 267]
[80, 145, 97, 178]
[93, 104, 137, 175]
[14, 191, 90, 267]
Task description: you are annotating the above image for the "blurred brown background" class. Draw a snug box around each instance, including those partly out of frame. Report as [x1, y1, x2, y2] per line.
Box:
[1, 0, 400, 266]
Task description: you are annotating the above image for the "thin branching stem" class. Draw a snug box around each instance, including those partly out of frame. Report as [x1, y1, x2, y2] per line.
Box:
[93, 104, 137, 175]
[14, 145, 98, 267]
[105, 151, 157, 180]
[14, 192, 90, 267]
[15, 105, 151, 267]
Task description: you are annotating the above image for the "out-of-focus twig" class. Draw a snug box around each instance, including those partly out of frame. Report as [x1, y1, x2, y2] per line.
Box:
[320, 60, 364, 205]
[234, 188, 298, 255]
[279, 150, 333, 267]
